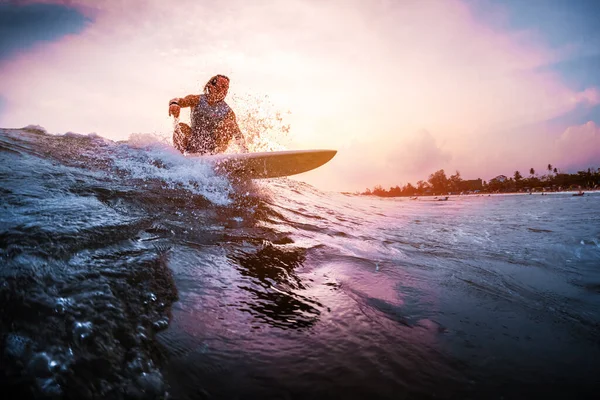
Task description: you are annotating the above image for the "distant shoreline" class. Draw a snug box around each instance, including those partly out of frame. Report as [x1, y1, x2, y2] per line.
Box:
[359, 167, 600, 198]
[358, 188, 599, 198]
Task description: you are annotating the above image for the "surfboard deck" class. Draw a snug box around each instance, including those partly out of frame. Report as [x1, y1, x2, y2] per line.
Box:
[187, 149, 337, 179]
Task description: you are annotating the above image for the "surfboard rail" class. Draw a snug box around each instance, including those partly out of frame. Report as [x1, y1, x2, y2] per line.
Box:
[186, 149, 337, 179]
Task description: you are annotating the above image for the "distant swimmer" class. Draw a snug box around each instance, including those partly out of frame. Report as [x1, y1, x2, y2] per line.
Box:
[168, 74, 248, 155]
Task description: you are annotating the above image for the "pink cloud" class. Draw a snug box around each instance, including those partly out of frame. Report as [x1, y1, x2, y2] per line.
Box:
[571, 88, 600, 107]
[385, 130, 452, 178]
[1, 0, 598, 192]
[555, 121, 600, 170]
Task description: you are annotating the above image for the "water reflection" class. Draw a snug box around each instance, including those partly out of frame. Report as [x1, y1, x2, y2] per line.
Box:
[231, 244, 323, 329]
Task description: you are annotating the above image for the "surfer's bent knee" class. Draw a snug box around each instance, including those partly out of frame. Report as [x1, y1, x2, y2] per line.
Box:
[176, 123, 191, 135]
[173, 123, 192, 153]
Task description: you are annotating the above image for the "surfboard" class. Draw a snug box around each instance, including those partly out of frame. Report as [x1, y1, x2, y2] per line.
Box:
[187, 149, 337, 179]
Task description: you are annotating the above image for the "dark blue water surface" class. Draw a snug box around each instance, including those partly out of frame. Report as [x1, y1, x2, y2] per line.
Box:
[1, 127, 599, 399]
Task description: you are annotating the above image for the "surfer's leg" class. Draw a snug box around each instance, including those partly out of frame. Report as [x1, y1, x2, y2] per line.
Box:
[173, 123, 192, 153]
[214, 128, 234, 154]
[214, 140, 229, 154]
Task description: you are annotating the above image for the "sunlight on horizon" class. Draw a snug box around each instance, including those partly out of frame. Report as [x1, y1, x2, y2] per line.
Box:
[0, 0, 599, 191]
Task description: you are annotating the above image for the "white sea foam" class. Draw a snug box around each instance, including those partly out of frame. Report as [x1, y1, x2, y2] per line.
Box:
[111, 133, 234, 206]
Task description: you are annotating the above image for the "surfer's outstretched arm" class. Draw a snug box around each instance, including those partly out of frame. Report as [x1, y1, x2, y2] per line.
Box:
[169, 95, 199, 153]
[168, 95, 200, 118]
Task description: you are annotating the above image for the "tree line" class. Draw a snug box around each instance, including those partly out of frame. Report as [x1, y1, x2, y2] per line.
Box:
[362, 164, 600, 197]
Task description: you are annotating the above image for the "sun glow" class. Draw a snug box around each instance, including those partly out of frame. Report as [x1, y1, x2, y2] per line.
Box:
[0, 0, 598, 191]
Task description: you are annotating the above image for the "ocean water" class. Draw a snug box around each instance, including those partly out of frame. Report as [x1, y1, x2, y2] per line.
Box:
[1, 127, 599, 399]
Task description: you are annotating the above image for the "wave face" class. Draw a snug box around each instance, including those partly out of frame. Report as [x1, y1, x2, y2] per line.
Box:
[1, 127, 600, 399]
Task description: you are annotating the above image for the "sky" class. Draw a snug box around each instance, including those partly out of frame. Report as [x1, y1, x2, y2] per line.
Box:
[1, 0, 599, 192]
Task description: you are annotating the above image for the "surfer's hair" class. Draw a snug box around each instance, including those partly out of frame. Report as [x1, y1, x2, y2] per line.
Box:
[204, 75, 230, 94]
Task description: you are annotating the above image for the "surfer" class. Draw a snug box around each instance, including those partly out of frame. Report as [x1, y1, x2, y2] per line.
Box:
[168, 74, 248, 154]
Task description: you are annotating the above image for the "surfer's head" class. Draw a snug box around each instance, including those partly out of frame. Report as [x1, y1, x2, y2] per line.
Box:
[204, 74, 230, 103]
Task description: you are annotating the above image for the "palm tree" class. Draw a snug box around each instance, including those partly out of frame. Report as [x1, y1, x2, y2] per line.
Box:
[529, 168, 535, 177]
[553, 167, 558, 174]
[514, 171, 523, 191]
[449, 170, 462, 191]
[547, 164, 552, 174]
[514, 170, 522, 181]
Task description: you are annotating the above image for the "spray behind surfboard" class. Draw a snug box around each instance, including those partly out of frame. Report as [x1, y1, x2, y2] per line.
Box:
[228, 93, 292, 153]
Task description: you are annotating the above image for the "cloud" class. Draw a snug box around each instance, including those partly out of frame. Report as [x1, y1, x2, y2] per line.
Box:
[0, 0, 598, 192]
[0, 2, 90, 60]
[555, 121, 600, 170]
[572, 88, 600, 106]
[301, 129, 451, 191]
[385, 130, 452, 178]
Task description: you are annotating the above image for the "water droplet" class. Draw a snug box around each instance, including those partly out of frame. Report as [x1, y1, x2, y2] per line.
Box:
[73, 321, 93, 341]
[153, 318, 169, 331]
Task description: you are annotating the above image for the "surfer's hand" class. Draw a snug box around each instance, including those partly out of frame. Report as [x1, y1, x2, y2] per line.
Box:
[168, 104, 180, 118]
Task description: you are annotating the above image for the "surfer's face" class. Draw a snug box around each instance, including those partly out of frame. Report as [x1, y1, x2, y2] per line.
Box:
[208, 75, 229, 102]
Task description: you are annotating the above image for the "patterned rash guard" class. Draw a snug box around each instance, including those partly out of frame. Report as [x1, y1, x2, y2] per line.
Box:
[188, 94, 232, 154]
